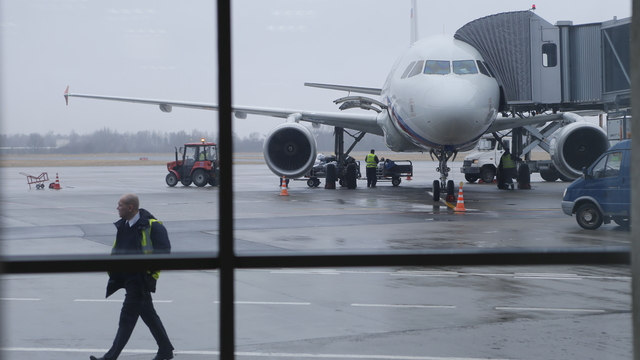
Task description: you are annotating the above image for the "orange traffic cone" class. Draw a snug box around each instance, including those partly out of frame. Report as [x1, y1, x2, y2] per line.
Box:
[52, 173, 62, 190]
[279, 176, 289, 196]
[454, 182, 466, 212]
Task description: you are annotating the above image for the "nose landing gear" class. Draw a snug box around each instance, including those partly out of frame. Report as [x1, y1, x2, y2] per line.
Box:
[430, 148, 458, 202]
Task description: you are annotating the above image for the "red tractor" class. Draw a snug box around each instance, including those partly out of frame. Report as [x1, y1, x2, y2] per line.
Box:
[166, 139, 219, 187]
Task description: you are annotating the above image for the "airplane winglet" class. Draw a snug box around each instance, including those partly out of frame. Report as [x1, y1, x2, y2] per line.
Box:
[64, 86, 70, 106]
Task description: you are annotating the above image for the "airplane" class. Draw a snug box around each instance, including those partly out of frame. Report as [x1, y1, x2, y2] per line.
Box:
[64, 0, 607, 201]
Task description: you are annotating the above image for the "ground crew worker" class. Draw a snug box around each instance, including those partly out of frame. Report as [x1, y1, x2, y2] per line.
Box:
[90, 193, 174, 360]
[365, 149, 379, 187]
[497, 148, 518, 190]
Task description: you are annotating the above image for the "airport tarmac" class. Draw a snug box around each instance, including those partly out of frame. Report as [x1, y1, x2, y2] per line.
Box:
[0, 161, 632, 359]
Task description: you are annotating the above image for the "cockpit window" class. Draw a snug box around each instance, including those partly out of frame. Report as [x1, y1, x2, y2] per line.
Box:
[408, 60, 424, 77]
[453, 60, 478, 74]
[424, 60, 450, 75]
[476, 60, 491, 77]
[401, 61, 416, 79]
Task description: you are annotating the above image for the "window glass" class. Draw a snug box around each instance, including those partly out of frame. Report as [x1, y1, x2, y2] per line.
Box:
[453, 60, 478, 74]
[591, 152, 622, 178]
[476, 60, 491, 77]
[424, 60, 450, 74]
[542, 43, 557, 67]
[401, 61, 417, 79]
[408, 60, 424, 77]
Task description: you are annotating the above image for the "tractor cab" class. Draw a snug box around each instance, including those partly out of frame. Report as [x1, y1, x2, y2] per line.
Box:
[166, 139, 219, 187]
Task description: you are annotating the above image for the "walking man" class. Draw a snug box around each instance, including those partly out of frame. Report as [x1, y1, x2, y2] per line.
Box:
[365, 149, 379, 187]
[90, 193, 174, 360]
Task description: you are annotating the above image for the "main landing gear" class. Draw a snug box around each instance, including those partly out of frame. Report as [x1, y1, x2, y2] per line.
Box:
[430, 148, 458, 202]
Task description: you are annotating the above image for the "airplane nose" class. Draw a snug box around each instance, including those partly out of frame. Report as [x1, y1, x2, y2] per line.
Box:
[417, 79, 492, 146]
[424, 81, 477, 109]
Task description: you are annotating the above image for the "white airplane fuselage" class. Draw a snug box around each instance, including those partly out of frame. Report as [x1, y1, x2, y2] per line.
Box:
[380, 36, 500, 152]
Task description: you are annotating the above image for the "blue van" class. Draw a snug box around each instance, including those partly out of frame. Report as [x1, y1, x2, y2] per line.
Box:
[561, 140, 631, 230]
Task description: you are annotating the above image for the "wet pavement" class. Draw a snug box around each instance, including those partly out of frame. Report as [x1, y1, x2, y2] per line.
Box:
[0, 161, 631, 359]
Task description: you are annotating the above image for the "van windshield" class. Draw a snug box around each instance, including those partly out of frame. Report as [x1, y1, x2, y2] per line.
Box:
[591, 152, 623, 179]
[477, 139, 495, 150]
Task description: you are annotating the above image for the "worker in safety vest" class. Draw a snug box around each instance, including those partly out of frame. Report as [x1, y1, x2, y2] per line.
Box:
[497, 148, 519, 190]
[90, 193, 174, 360]
[365, 149, 379, 187]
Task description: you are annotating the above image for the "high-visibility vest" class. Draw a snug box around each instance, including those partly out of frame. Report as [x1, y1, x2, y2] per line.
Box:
[366, 153, 377, 168]
[113, 218, 162, 280]
[501, 153, 516, 169]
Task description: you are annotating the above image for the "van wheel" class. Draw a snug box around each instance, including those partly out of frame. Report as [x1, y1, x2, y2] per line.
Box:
[465, 174, 478, 183]
[576, 203, 603, 230]
[480, 167, 495, 183]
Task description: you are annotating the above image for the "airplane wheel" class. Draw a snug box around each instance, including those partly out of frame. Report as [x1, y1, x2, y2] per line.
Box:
[447, 180, 454, 197]
[346, 163, 357, 189]
[613, 217, 630, 227]
[432, 180, 440, 202]
[540, 170, 559, 182]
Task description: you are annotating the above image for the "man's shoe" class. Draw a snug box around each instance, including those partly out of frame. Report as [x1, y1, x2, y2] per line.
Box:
[152, 352, 174, 360]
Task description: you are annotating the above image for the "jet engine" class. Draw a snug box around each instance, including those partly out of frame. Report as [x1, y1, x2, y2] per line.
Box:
[549, 121, 609, 180]
[263, 122, 317, 179]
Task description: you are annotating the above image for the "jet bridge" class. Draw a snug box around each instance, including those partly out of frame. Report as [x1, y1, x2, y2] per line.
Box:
[454, 10, 630, 114]
[454, 11, 630, 181]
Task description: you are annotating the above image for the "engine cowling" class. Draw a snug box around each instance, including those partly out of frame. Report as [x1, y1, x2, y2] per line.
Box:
[549, 121, 609, 180]
[263, 122, 317, 179]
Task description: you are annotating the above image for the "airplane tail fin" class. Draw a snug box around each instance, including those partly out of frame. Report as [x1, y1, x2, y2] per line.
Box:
[410, 0, 419, 44]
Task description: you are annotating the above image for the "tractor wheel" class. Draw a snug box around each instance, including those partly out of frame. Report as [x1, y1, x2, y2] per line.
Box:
[181, 178, 192, 186]
[166, 173, 178, 187]
[193, 169, 210, 187]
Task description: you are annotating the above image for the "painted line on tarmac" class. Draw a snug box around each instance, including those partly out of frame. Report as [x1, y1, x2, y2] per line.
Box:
[0, 347, 516, 360]
[0, 298, 40, 301]
[352, 303, 456, 309]
[495, 306, 606, 313]
[74, 299, 173, 303]
[214, 301, 311, 306]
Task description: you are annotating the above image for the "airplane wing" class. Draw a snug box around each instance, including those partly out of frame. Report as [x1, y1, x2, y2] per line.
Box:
[485, 113, 568, 133]
[64, 87, 383, 135]
[304, 82, 382, 95]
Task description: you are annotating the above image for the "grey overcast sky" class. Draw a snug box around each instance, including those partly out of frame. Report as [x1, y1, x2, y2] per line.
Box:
[0, 0, 632, 138]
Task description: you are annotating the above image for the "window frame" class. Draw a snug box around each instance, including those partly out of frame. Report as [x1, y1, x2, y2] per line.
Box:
[0, 3, 632, 360]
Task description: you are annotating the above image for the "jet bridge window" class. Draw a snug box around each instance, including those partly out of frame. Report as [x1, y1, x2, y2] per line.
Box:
[542, 43, 557, 67]
[423, 60, 450, 74]
[401, 61, 417, 79]
[408, 60, 425, 77]
[453, 60, 478, 74]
